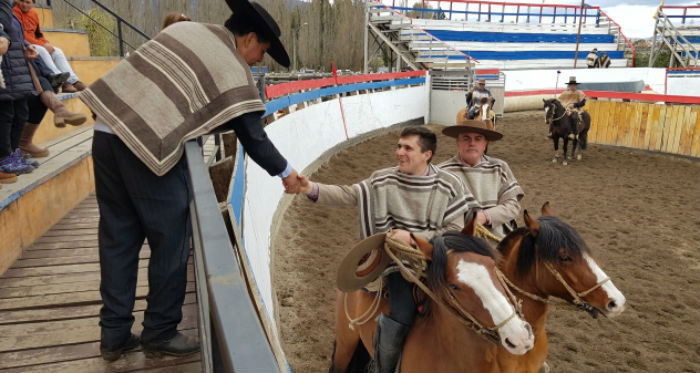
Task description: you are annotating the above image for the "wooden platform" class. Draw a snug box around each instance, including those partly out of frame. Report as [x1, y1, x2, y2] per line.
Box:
[0, 196, 202, 373]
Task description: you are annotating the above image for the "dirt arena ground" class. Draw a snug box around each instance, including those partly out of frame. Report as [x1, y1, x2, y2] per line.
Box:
[271, 110, 700, 372]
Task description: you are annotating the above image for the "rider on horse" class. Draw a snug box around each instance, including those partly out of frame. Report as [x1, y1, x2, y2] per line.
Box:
[439, 118, 524, 240]
[549, 76, 586, 140]
[295, 126, 481, 373]
[466, 78, 495, 120]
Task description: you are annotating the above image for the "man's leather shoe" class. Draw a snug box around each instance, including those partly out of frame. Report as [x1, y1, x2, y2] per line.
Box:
[47, 72, 70, 90]
[100, 333, 140, 362]
[142, 332, 200, 357]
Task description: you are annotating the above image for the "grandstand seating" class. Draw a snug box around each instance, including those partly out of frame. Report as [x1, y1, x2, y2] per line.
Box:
[650, 5, 699, 67]
[369, 0, 633, 70]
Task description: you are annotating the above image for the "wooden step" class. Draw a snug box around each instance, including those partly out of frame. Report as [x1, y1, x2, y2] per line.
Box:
[42, 29, 90, 57]
[68, 56, 121, 86]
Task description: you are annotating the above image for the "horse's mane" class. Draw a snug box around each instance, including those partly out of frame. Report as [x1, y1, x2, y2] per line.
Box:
[544, 98, 564, 110]
[426, 231, 500, 292]
[501, 216, 591, 278]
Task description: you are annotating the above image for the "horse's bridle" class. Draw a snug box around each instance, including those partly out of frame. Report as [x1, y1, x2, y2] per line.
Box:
[383, 233, 520, 344]
[545, 102, 567, 124]
[542, 261, 610, 317]
[495, 240, 611, 318]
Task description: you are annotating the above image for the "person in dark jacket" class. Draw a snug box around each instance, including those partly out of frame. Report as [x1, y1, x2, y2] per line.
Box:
[598, 51, 611, 68]
[0, 0, 36, 175]
[80, 0, 303, 362]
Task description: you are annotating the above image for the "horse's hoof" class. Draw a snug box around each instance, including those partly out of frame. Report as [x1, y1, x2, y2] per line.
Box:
[552, 158, 557, 163]
[563, 160, 568, 166]
[576, 154, 582, 161]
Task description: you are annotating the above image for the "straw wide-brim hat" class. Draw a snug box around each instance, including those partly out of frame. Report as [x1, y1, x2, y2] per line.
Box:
[442, 118, 503, 141]
[336, 233, 392, 292]
[566, 76, 579, 85]
[477, 78, 486, 84]
[225, 0, 290, 67]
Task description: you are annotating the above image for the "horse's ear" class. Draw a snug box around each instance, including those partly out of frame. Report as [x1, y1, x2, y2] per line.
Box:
[523, 209, 540, 237]
[542, 98, 546, 103]
[411, 233, 433, 260]
[461, 211, 477, 236]
[541, 201, 553, 216]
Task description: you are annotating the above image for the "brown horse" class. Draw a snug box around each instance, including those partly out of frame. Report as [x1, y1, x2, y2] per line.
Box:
[493, 202, 627, 372]
[331, 219, 534, 373]
[456, 106, 495, 130]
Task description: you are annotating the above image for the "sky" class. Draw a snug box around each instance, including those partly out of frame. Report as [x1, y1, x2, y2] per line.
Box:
[548, 0, 699, 38]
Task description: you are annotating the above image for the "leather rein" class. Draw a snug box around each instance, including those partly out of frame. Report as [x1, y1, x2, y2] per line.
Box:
[494, 239, 610, 317]
[546, 102, 568, 124]
[383, 233, 523, 344]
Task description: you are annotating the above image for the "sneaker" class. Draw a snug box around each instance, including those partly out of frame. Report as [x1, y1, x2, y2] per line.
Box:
[12, 149, 38, 168]
[21, 154, 40, 168]
[0, 154, 33, 174]
[142, 332, 200, 357]
[100, 333, 140, 362]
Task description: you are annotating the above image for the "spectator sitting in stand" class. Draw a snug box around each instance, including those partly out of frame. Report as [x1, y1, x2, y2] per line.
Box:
[13, 0, 86, 92]
[598, 51, 611, 68]
[586, 48, 599, 68]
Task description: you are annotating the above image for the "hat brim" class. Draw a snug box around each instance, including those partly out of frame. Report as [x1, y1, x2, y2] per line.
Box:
[566, 81, 578, 85]
[336, 233, 392, 292]
[442, 125, 503, 141]
[225, 0, 291, 67]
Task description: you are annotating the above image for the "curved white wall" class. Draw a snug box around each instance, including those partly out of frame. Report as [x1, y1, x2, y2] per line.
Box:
[241, 85, 428, 332]
[504, 67, 666, 93]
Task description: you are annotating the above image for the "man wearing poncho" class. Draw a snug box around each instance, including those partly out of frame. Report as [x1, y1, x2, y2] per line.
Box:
[440, 119, 524, 240]
[296, 126, 480, 373]
[81, 0, 302, 361]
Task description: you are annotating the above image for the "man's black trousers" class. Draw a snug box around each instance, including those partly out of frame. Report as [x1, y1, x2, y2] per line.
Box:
[92, 131, 192, 349]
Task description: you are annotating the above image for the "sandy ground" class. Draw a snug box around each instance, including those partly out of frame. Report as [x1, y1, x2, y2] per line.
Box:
[271, 111, 700, 372]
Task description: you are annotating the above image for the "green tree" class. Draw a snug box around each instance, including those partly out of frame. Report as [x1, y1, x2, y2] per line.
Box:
[73, 8, 117, 56]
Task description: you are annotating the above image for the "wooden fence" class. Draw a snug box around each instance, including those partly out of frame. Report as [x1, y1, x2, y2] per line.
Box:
[586, 98, 700, 158]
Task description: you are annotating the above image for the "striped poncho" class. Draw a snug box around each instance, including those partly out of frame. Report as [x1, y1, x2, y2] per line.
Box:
[315, 165, 480, 240]
[439, 154, 524, 239]
[80, 21, 264, 176]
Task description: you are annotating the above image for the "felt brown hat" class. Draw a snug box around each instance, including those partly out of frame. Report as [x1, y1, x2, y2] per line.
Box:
[442, 118, 503, 141]
[336, 233, 392, 292]
[225, 0, 290, 67]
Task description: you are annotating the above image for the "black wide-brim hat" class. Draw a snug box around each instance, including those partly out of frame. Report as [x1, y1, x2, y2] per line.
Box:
[225, 0, 290, 67]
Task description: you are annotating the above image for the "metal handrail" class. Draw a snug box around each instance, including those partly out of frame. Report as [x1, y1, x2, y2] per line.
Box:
[184, 141, 280, 373]
[46, 0, 150, 56]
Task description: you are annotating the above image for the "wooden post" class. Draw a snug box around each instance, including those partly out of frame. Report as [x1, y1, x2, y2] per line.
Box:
[573, 0, 585, 68]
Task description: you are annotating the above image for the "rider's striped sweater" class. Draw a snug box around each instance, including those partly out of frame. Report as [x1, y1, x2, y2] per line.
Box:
[309, 164, 480, 240]
[439, 154, 524, 239]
